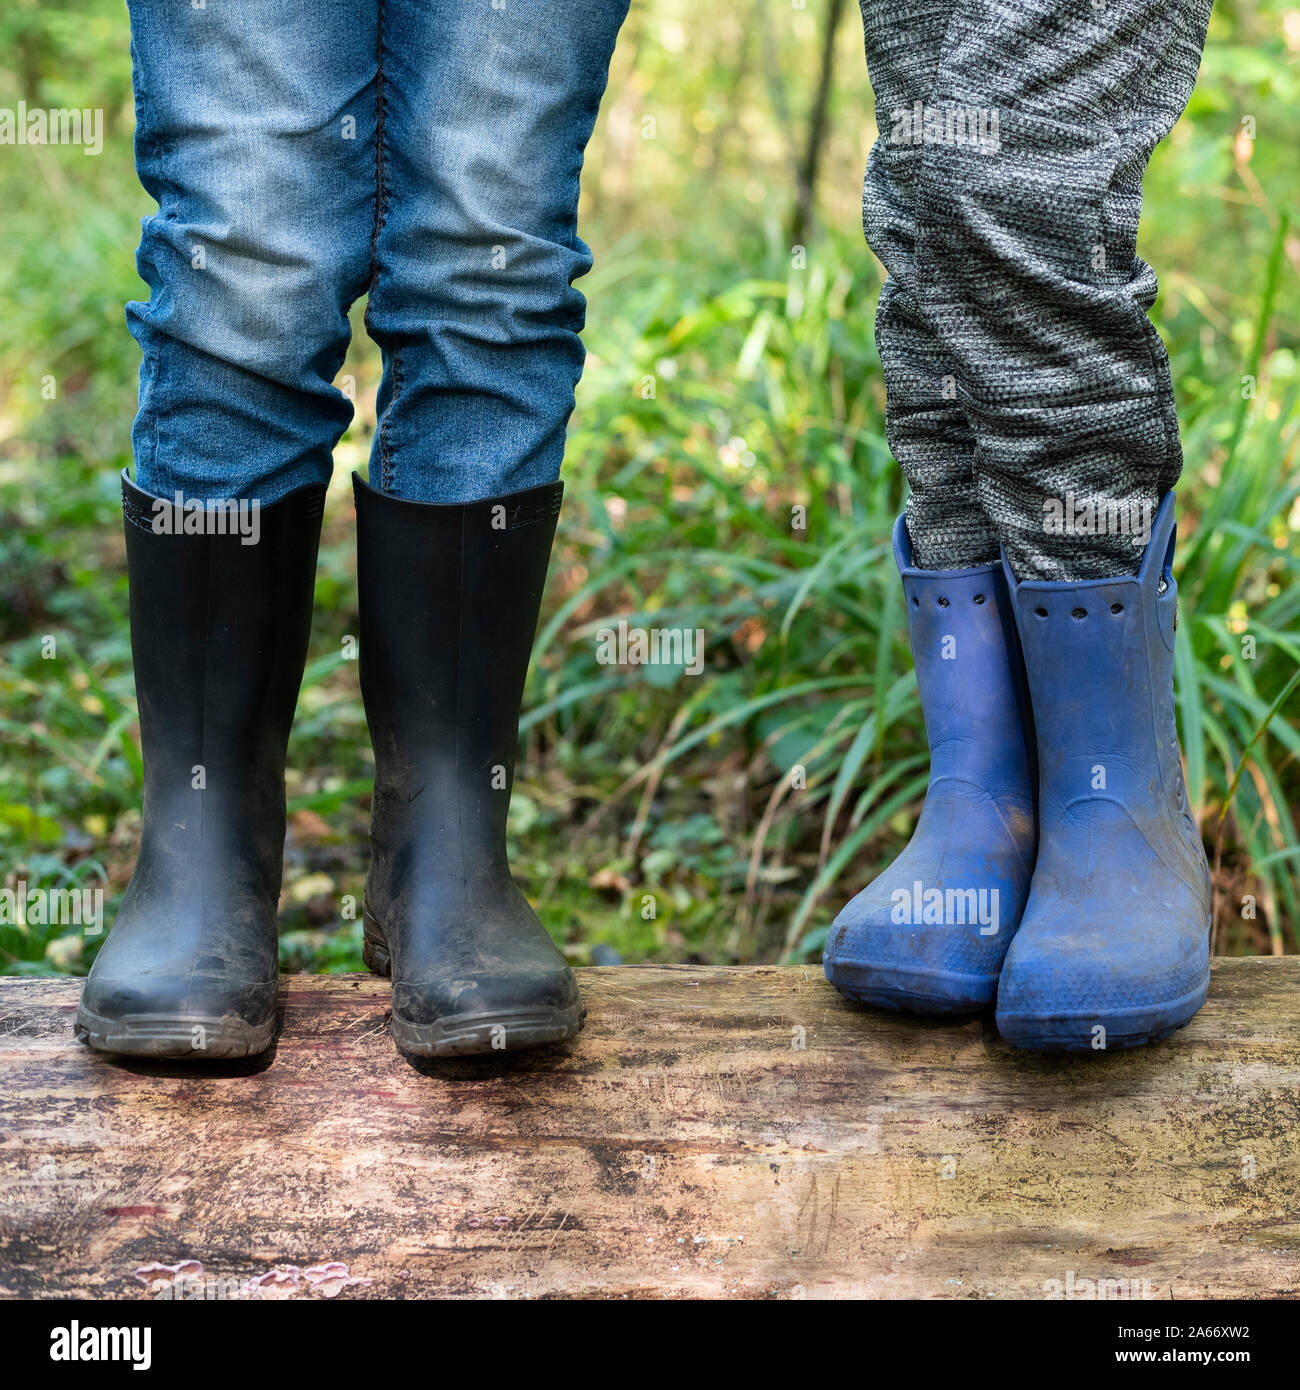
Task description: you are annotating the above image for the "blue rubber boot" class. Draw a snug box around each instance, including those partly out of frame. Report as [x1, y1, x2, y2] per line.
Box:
[824, 516, 1037, 1014]
[995, 493, 1211, 1051]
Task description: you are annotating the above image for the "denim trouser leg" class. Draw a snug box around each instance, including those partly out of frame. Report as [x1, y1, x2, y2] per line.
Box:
[365, 0, 629, 502]
[126, 1, 377, 505]
[124, 1, 627, 507]
[860, 0, 999, 571]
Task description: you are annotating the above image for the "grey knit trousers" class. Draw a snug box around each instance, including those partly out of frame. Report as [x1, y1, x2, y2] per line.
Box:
[860, 0, 1213, 580]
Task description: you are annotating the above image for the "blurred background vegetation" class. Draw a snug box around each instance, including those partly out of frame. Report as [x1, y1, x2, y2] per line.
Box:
[1, 0, 1297, 979]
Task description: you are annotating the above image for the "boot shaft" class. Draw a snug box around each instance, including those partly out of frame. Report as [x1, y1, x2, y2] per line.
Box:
[122, 472, 324, 881]
[894, 514, 1035, 803]
[353, 474, 561, 864]
[1005, 492, 1208, 894]
[77, 475, 324, 1057]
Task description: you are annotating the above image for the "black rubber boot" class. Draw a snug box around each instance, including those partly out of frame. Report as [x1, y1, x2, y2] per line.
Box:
[353, 472, 582, 1057]
[75, 472, 324, 1058]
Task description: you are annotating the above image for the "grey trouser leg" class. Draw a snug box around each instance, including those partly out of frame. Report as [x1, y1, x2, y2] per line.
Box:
[860, 0, 1213, 580]
[862, 0, 1000, 571]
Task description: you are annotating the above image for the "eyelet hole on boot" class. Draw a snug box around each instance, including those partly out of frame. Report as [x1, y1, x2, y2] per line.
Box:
[1034, 606, 1047, 618]
[1110, 603, 1123, 614]
[911, 596, 919, 607]
[1071, 607, 1087, 619]
[936, 596, 949, 607]
[973, 593, 986, 604]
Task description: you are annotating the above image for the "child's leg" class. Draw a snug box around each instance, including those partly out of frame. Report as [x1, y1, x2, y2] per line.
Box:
[915, 0, 1213, 580]
[860, 0, 998, 569]
[126, 0, 377, 503]
[362, 0, 629, 502]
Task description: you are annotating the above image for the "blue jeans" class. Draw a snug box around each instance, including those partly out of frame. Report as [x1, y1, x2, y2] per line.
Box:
[125, 0, 628, 505]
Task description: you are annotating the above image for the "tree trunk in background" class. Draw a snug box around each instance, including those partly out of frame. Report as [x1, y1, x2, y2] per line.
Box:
[791, 0, 849, 248]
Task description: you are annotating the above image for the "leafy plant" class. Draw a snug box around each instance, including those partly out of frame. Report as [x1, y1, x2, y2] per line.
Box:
[1, 0, 1296, 972]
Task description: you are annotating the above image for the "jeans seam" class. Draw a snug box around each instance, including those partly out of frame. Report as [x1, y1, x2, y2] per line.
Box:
[367, 0, 400, 494]
[128, 26, 164, 493]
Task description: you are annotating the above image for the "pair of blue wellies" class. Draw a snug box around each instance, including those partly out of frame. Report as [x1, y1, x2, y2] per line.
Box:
[824, 493, 1211, 1051]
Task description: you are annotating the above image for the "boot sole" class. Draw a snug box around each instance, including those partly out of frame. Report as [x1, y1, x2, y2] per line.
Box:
[364, 923, 585, 1057]
[391, 1003, 585, 1057]
[995, 977, 1210, 1052]
[825, 957, 999, 1016]
[74, 1004, 274, 1059]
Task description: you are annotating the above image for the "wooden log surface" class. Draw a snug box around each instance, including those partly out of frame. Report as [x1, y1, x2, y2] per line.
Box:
[1, 960, 1298, 1300]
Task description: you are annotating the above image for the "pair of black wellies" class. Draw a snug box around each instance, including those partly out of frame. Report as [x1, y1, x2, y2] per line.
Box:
[76, 473, 581, 1059]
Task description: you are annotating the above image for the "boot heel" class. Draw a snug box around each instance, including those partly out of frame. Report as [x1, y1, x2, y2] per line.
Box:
[362, 912, 391, 978]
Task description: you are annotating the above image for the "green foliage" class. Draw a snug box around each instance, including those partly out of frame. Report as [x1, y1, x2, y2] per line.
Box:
[1, 0, 1296, 975]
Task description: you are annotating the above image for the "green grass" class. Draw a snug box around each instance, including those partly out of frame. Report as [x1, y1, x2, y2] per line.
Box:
[1, 0, 1297, 976]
